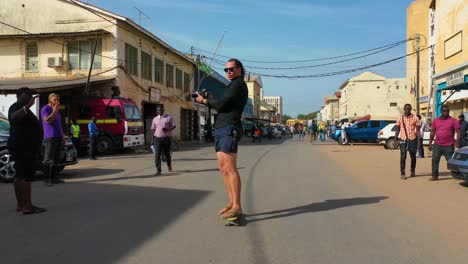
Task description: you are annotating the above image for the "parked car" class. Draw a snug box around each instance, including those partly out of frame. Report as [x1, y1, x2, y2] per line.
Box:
[332, 120, 396, 145]
[377, 123, 431, 149]
[448, 147, 468, 183]
[0, 117, 78, 183]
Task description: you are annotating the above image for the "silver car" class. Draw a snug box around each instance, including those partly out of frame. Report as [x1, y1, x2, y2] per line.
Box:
[447, 147, 468, 183]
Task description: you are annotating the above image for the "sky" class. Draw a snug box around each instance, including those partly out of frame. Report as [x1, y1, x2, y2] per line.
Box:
[87, 0, 414, 117]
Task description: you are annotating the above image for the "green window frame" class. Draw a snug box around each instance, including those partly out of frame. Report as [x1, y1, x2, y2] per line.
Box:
[141, 51, 152, 80]
[175, 68, 183, 89]
[166, 63, 174, 86]
[68, 39, 102, 70]
[183, 72, 190, 93]
[125, 43, 138, 75]
[154, 58, 164, 84]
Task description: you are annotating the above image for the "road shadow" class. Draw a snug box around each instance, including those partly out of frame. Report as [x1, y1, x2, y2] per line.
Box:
[413, 172, 452, 178]
[241, 137, 289, 146]
[0, 183, 210, 263]
[60, 168, 125, 179]
[173, 157, 217, 161]
[246, 196, 389, 224]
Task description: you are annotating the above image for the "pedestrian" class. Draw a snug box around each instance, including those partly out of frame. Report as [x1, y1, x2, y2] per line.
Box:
[195, 58, 248, 226]
[41, 93, 64, 186]
[458, 114, 468, 148]
[8, 87, 46, 214]
[428, 105, 461, 181]
[298, 123, 304, 140]
[319, 122, 326, 141]
[88, 116, 99, 160]
[70, 119, 80, 152]
[395, 104, 420, 180]
[340, 121, 349, 144]
[417, 114, 426, 158]
[151, 105, 176, 176]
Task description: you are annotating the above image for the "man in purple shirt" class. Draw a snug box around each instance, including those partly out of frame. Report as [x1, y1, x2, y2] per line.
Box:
[151, 105, 176, 175]
[41, 93, 64, 186]
[428, 105, 461, 181]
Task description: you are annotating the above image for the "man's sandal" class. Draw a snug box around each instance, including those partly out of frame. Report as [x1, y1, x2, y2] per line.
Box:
[218, 205, 232, 216]
[222, 211, 245, 226]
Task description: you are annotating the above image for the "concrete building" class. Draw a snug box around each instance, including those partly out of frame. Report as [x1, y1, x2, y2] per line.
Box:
[0, 0, 196, 142]
[263, 96, 283, 123]
[259, 101, 278, 123]
[339, 71, 409, 121]
[407, 0, 468, 118]
[245, 75, 263, 118]
[320, 94, 340, 123]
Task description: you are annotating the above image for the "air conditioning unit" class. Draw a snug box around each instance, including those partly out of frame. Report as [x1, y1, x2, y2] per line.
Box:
[47, 57, 63, 67]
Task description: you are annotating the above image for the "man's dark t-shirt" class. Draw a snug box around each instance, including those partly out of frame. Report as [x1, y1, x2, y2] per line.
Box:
[8, 102, 43, 158]
[207, 76, 248, 129]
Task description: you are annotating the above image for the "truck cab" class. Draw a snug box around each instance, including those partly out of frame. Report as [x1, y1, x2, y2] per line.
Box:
[71, 98, 145, 155]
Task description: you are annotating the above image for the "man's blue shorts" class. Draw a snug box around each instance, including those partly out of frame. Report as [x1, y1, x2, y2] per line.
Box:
[214, 125, 242, 153]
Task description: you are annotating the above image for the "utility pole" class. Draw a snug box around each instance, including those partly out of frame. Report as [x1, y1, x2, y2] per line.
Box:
[84, 34, 100, 96]
[415, 34, 421, 115]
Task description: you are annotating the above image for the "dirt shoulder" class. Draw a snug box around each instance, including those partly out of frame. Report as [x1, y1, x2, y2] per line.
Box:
[320, 142, 468, 247]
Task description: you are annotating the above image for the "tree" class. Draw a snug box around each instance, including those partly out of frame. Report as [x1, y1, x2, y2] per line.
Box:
[281, 115, 293, 124]
[297, 114, 306, 120]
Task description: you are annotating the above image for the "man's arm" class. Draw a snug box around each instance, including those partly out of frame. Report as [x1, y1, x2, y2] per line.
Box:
[44, 105, 60, 124]
[455, 128, 461, 148]
[428, 124, 436, 150]
[203, 84, 240, 110]
[10, 106, 28, 122]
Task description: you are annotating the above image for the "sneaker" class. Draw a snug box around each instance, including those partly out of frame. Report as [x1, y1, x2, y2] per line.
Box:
[401, 174, 407, 180]
[168, 166, 173, 173]
[410, 172, 416, 177]
[154, 171, 162, 176]
[429, 177, 438, 181]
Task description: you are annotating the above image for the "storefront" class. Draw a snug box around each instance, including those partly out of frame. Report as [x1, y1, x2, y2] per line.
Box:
[435, 62, 468, 117]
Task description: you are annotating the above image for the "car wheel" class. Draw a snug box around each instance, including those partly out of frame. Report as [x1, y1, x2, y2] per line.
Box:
[386, 138, 399, 149]
[0, 149, 15, 183]
[96, 136, 113, 155]
[338, 136, 349, 145]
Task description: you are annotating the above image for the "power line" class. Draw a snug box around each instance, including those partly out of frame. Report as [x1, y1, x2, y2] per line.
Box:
[211, 47, 428, 79]
[206, 41, 406, 71]
[195, 39, 410, 64]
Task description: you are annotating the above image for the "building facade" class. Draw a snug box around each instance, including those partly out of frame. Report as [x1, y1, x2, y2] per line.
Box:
[339, 71, 409, 121]
[0, 0, 196, 142]
[320, 95, 340, 122]
[263, 96, 283, 123]
[259, 101, 277, 123]
[407, 0, 468, 118]
[245, 75, 263, 118]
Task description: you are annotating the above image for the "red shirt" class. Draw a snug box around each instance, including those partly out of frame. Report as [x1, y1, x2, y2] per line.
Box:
[396, 114, 419, 140]
[432, 116, 460, 146]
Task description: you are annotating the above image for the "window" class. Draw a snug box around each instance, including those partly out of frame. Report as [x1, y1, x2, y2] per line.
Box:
[396, 86, 400, 90]
[356, 122, 368, 129]
[123, 105, 142, 120]
[166, 63, 174, 86]
[68, 39, 102, 70]
[125, 43, 138, 75]
[141, 51, 152, 80]
[154, 58, 164, 83]
[184, 72, 191, 92]
[390, 103, 397, 107]
[175, 68, 183, 89]
[377, 86, 380, 89]
[26, 41, 38, 72]
[370, 121, 381, 128]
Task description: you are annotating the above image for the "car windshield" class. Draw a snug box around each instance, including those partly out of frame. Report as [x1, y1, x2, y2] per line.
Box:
[0, 118, 10, 133]
[123, 105, 142, 120]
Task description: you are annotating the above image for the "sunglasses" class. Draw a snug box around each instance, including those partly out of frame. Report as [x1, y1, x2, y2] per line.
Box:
[442, 110, 450, 112]
[224, 67, 237, 73]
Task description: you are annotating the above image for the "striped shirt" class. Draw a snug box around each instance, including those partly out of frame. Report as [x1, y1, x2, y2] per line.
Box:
[396, 114, 420, 140]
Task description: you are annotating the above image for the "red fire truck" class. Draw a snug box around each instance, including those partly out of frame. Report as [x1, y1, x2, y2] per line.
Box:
[70, 98, 145, 155]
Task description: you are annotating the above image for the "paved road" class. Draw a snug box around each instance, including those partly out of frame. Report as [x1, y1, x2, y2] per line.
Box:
[1, 138, 467, 263]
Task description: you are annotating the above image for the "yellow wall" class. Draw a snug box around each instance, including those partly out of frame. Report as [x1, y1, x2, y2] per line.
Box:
[246, 81, 262, 117]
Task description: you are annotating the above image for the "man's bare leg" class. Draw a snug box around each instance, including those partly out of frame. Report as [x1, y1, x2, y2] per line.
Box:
[217, 152, 234, 215]
[218, 152, 242, 217]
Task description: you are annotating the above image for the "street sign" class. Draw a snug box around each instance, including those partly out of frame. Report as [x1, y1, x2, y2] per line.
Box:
[150, 88, 161, 102]
[446, 70, 464, 88]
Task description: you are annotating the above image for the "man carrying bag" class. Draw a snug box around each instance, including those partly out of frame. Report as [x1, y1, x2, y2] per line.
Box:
[395, 104, 421, 180]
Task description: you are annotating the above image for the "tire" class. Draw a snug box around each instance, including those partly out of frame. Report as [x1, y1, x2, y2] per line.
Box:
[386, 138, 399, 150]
[96, 136, 113, 155]
[338, 136, 350, 145]
[0, 149, 15, 183]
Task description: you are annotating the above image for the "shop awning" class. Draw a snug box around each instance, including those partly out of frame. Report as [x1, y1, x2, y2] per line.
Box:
[0, 75, 116, 94]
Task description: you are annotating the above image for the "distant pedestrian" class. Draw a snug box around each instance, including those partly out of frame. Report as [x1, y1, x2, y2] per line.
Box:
[8, 87, 46, 215]
[428, 105, 461, 181]
[340, 121, 350, 144]
[41, 93, 64, 186]
[458, 114, 468, 148]
[88, 116, 99, 160]
[70, 119, 80, 151]
[151, 105, 176, 175]
[417, 114, 425, 158]
[395, 104, 420, 180]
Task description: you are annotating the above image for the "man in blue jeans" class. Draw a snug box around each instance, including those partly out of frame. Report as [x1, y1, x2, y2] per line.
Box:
[428, 105, 461, 181]
[41, 93, 64, 186]
[88, 116, 99, 160]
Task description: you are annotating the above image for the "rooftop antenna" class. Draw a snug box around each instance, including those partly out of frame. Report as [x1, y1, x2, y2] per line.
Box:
[134, 6, 150, 26]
